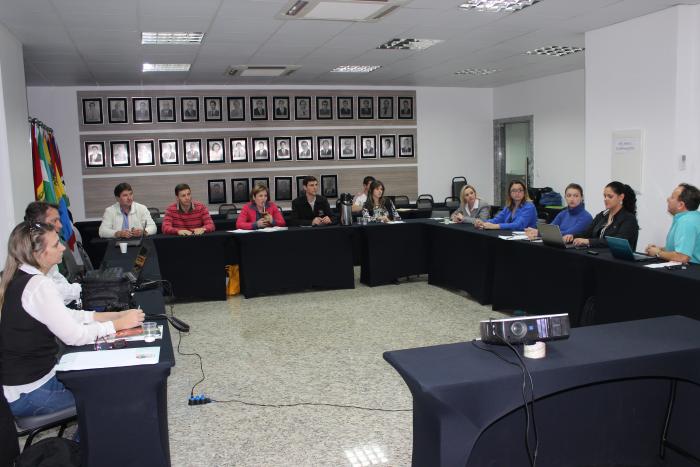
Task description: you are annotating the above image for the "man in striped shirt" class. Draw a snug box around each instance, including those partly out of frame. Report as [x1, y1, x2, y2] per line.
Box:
[162, 183, 215, 236]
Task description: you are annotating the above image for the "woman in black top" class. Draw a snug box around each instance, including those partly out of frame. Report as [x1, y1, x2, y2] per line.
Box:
[571, 181, 639, 248]
[362, 180, 401, 223]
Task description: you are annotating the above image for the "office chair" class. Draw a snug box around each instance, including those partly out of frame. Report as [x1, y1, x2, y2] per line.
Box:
[147, 207, 160, 218]
[15, 406, 77, 450]
[416, 194, 433, 210]
[219, 204, 238, 215]
[444, 197, 460, 210]
[393, 196, 410, 208]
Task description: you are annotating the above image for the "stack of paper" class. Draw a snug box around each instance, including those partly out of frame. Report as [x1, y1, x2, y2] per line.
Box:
[56, 347, 161, 371]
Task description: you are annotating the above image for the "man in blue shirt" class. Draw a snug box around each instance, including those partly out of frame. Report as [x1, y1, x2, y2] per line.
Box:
[646, 183, 700, 264]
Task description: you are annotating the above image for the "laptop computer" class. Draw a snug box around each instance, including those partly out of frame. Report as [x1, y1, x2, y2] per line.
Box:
[606, 236, 654, 262]
[539, 223, 575, 249]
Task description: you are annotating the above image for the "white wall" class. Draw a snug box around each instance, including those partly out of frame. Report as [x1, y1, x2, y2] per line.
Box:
[493, 70, 585, 196]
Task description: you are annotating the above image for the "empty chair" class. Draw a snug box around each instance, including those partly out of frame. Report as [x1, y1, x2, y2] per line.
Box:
[416, 194, 433, 210]
[393, 196, 410, 208]
[444, 197, 460, 210]
[147, 207, 160, 218]
[452, 176, 467, 199]
[219, 203, 238, 215]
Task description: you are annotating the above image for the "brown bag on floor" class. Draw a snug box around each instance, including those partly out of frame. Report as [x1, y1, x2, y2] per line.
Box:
[226, 265, 240, 296]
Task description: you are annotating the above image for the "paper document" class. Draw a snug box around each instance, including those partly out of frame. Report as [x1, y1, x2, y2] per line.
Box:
[56, 347, 161, 371]
[645, 261, 682, 269]
[499, 235, 530, 241]
[229, 227, 288, 233]
[104, 325, 163, 343]
[386, 220, 405, 224]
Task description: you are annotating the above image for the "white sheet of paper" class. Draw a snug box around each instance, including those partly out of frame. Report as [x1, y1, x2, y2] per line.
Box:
[387, 221, 405, 224]
[499, 235, 529, 241]
[644, 261, 682, 269]
[56, 347, 161, 371]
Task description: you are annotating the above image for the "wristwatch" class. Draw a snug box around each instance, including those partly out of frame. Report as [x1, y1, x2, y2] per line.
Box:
[656, 249, 661, 258]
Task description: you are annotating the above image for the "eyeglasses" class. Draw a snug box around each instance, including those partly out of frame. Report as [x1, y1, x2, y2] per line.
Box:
[510, 189, 524, 193]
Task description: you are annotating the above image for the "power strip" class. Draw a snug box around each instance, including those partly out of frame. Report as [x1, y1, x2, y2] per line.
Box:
[188, 394, 211, 406]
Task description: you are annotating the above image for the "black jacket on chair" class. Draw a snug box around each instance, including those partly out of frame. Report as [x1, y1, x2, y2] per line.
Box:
[290, 195, 335, 226]
[576, 208, 639, 249]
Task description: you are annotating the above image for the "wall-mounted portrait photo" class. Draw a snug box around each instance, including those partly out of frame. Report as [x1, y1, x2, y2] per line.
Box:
[321, 174, 338, 199]
[227, 97, 245, 121]
[398, 96, 414, 119]
[184, 139, 202, 164]
[380, 135, 396, 158]
[275, 137, 292, 161]
[295, 96, 311, 120]
[135, 140, 155, 166]
[360, 136, 376, 159]
[317, 136, 334, 160]
[339, 136, 356, 159]
[132, 98, 152, 123]
[251, 97, 268, 120]
[252, 177, 269, 190]
[358, 97, 374, 119]
[207, 139, 225, 163]
[181, 97, 199, 122]
[378, 96, 394, 119]
[108, 98, 127, 124]
[273, 96, 290, 120]
[296, 175, 308, 197]
[399, 134, 415, 157]
[110, 141, 130, 166]
[157, 98, 176, 122]
[208, 179, 227, 204]
[275, 177, 293, 201]
[232, 178, 250, 203]
[85, 141, 105, 167]
[205, 97, 222, 121]
[252, 138, 270, 162]
[337, 97, 353, 119]
[296, 137, 313, 160]
[230, 138, 248, 162]
[159, 140, 178, 164]
[316, 97, 333, 120]
[82, 99, 103, 124]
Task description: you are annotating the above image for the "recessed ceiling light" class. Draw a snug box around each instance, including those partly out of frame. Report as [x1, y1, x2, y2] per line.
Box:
[331, 65, 381, 73]
[455, 68, 500, 76]
[377, 38, 443, 50]
[525, 45, 584, 57]
[459, 0, 540, 12]
[142, 63, 191, 72]
[141, 32, 204, 45]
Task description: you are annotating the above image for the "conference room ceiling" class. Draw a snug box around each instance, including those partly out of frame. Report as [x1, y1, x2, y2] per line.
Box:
[2, 0, 699, 88]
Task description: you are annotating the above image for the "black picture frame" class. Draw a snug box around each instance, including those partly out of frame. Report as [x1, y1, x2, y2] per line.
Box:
[399, 134, 415, 158]
[338, 136, 356, 160]
[316, 96, 333, 120]
[398, 96, 414, 119]
[250, 97, 268, 121]
[380, 135, 396, 158]
[204, 97, 223, 121]
[295, 96, 311, 120]
[296, 176, 308, 197]
[251, 177, 269, 190]
[85, 141, 105, 167]
[230, 138, 248, 162]
[157, 98, 176, 122]
[159, 139, 179, 164]
[110, 141, 130, 166]
[82, 99, 103, 124]
[183, 139, 202, 164]
[317, 136, 334, 160]
[378, 97, 394, 120]
[135, 140, 155, 166]
[207, 139, 225, 163]
[296, 137, 313, 161]
[208, 179, 227, 204]
[337, 97, 353, 120]
[181, 97, 199, 122]
[321, 174, 338, 199]
[252, 138, 270, 162]
[107, 98, 128, 124]
[360, 136, 377, 159]
[232, 178, 250, 203]
[358, 97, 374, 119]
[275, 137, 292, 161]
[132, 98, 152, 123]
[227, 97, 246, 121]
[274, 176, 293, 201]
[272, 96, 290, 121]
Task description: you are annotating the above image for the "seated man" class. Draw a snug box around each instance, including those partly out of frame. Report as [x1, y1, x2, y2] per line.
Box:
[291, 176, 335, 226]
[352, 176, 375, 213]
[646, 183, 700, 264]
[24, 201, 81, 304]
[99, 182, 157, 238]
[162, 183, 215, 235]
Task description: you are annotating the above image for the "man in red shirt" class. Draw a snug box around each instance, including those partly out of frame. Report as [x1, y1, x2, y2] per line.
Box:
[162, 183, 215, 236]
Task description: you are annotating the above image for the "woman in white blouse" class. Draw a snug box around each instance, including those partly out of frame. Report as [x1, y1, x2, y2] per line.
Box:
[450, 185, 491, 224]
[0, 222, 144, 417]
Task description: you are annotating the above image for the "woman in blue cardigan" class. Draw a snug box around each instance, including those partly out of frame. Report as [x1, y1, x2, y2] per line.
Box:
[525, 183, 592, 239]
[476, 180, 537, 230]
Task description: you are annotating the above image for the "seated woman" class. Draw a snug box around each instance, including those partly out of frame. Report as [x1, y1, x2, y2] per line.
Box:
[475, 180, 537, 230]
[0, 222, 144, 418]
[236, 184, 286, 230]
[362, 180, 401, 223]
[571, 181, 639, 248]
[450, 185, 491, 224]
[525, 183, 592, 239]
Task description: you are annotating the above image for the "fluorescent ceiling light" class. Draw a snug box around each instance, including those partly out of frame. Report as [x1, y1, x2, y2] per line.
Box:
[303, 2, 386, 20]
[459, 0, 540, 12]
[455, 68, 500, 76]
[377, 38, 443, 50]
[331, 65, 381, 73]
[142, 63, 191, 72]
[141, 32, 204, 45]
[525, 45, 584, 57]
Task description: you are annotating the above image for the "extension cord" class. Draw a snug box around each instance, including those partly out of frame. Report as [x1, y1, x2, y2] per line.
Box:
[188, 394, 211, 406]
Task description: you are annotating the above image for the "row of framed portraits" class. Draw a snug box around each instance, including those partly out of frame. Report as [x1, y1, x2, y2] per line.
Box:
[209, 175, 338, 204]
[81, 95, 415, 125]
[84, 134, 415, 168]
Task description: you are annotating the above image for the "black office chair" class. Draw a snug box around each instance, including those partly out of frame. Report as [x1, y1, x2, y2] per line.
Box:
[393, 196, 410, 208]
[219, 204, 237, 216]
[15, 406, 77, 450]
[444, 197, 460, 210]
[147, 207, 160, 218]
[416, 194, 433, 210]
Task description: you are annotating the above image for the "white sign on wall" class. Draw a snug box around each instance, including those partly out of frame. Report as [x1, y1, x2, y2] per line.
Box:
[611, 129, 643, 192]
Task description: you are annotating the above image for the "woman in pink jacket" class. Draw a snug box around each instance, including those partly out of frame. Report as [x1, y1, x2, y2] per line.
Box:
[236, 184, 286, 230]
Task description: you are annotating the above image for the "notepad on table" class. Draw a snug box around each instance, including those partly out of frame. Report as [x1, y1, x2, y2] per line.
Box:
[56, 347, 161, 371]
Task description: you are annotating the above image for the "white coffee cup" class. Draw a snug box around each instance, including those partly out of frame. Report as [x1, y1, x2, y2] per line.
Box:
[118, 242, 128, 254]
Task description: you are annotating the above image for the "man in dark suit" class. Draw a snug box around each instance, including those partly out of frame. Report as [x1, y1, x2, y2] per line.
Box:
[319, 139, 333, 156]
[253, 100, 266, 118]
[207, 100, 220, 118]
[290, 176, 335, 226]
[184, 101, 197, 119]
[160, 102, 174, 119]
[110, 102, 125, 120]
[255, 141, 268, 159]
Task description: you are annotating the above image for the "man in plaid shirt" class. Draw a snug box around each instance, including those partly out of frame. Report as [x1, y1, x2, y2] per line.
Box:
[162, 183, 215, 236]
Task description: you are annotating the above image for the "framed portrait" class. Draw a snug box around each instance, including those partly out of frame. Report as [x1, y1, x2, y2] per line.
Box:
[132, 98, 152, 123]
[275, 137, 292, 161]
[181, 97, 199, 122]
[110, 141, 130, 166]
[82, 99, 103, 124]
[204, 97, 222, 121]
[398, 96, 414, 119]
[316, 96, 333, 120]
[232, 178, 250, 203]
[317, 136, 334, 160]
[251, 177, 269, 190]
[358, 97, 374, 120]
[107, 98, 127, 124]
[380, 135, 396, 158]
[399, 134, 415, 158]
[183, 139, 202, 164]
[227, 97, 245, 121]
[378, 97, 394, 120]
[337, 97, 353, 120]
[157, 98, 176, 122]
[295, 96, 311, 120]
[296, 137, 313, 161]
[274, 176, 293, 201]
[159, 139, 179, 164]
[208, 179, 227, 204]
[207, 139, 225, 163]
[85, 141, 105, 167]
[250, 97, 268, 121]
[338, 136, 356, 160]
[321, 174, 338, 199]
[296, 176, 308, 197]
[135, 140, 155, 166]
[230, 138, 248, 162]
[252, 137, 270, 162]
[272, 96, 290, 121]
[360, 136, 377, 159]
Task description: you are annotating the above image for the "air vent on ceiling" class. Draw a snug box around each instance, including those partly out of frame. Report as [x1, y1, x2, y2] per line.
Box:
[278, 0, 407, 22]
[226, 65, 300, 77]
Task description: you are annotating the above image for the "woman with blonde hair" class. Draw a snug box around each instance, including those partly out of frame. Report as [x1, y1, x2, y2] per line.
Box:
[450, 184, 491, 224]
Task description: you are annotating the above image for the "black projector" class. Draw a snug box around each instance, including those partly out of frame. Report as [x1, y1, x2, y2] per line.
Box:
[480, 313, 570, 345]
